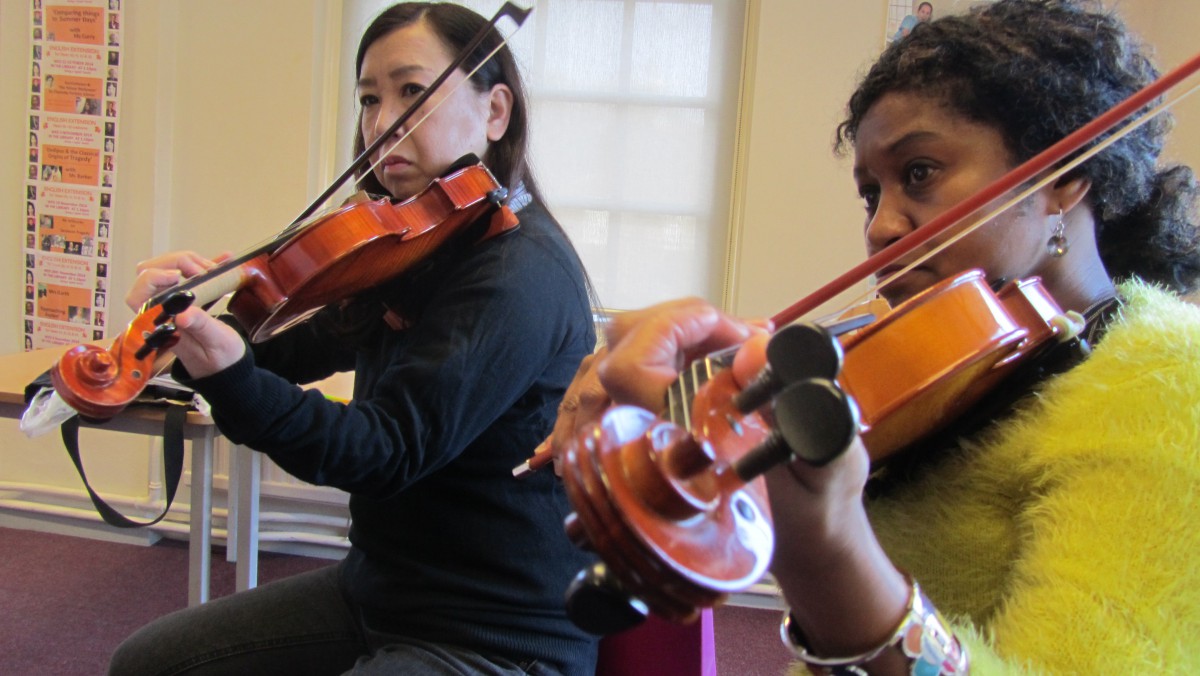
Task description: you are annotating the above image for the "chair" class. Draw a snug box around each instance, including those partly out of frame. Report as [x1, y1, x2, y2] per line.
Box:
[595, 608, 717, 676]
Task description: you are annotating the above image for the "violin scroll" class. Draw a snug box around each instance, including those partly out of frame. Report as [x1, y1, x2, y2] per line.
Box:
[51, 291, 196, 420]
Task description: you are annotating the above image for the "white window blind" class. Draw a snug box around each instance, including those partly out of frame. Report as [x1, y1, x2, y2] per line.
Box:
[343, 0, 746, 310]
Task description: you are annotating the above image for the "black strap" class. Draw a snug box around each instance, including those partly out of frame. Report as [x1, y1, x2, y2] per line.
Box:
[60, 404, 188, 528]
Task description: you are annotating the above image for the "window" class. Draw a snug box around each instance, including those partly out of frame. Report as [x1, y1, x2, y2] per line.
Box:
[342, 0, 746, 309]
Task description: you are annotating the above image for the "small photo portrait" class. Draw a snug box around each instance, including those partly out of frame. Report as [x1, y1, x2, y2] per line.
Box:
[97, 222, 110, 238]
[108, 50, 119, 66]
[32, 62, 40, 77]
[103, 155, 114, 171]
[27, 217, 36, 231]
[76, 97, 100, 116]
[104, 122, 116, 137]
[26, 270, 34, 284]
[26, 301, 35, 316]
[26, 234, 36, 249]
[105, 101, 116, 117]
[27, 185, 37, 199]
[97, 242, 109, 258]
[104, 138, 115, 153]
[102, 173, 113, 187]
[93, 329, 105, 340]
[106, 81, 117, 98]
[27, 253, 37, 269]
[26, 284, 35, 300]
[25, 320, 34, 334]
[109, 0, 120, 10]
[30, 131, 38, 146]
[33, 45, 41, 60]
[40, 215, 53, 228]
[95, 292, 106, 308]
[96, 262, 108, 278]
[32, 77, 40, 93]
[99, 208, 110, 222]
[27, 202, 36, 217]
[29, 147, 38, 162]
[107, 67, 118, 82]
[108, 13, 120, 30]
[109, 31, 119, 47]
[44, 75, 54, 91]
[100, 192, 112, 207]
[96, 276, 107, 292]
[31, 94, 40, 109]
[33, 27, 43, 40]
[30, 115, 40, 130]
[33, 10, 42, 25]
[28, 164, 38, 180]
[26, 335, 35, 350]
[95, 312, 105, 328]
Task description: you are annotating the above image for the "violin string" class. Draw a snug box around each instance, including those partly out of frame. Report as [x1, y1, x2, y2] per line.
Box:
[841, 80, 1200, 317]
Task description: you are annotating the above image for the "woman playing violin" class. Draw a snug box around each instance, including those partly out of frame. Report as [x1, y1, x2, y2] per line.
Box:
[550, 1, 1200, 673]
[110, 4, 598, 675]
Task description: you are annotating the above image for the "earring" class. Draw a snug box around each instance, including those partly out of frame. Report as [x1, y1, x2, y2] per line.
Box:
[1046, 208, 1069, 257]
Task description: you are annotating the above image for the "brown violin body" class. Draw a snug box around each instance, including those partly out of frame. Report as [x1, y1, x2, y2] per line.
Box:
[227, 163, 510, 340]
[52, 162, 513, 420]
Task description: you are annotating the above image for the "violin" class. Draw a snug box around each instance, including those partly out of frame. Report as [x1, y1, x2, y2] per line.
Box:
[51, 161, 515, 420]
[542, 49, 1200, 634]
[46, 3, 532, 421]
[555, 270, 1074, 633]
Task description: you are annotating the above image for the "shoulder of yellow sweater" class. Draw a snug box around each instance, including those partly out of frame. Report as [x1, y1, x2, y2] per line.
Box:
[990, 278, 1200, 468]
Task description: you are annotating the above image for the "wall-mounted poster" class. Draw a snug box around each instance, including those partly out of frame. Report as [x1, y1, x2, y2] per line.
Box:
[23, 0, 122, 350]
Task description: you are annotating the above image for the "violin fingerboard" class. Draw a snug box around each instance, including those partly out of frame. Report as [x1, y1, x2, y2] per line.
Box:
[665, 347, 737, 429]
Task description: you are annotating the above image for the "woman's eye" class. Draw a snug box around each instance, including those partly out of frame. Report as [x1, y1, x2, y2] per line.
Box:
[359, 94, 379, 107]
[859, 186, 880, 213]
[400, 83, 426, 98]
[904, 162, 935, 186]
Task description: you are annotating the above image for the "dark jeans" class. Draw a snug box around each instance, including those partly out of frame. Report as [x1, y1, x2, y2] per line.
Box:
[107, 564, 560, 676]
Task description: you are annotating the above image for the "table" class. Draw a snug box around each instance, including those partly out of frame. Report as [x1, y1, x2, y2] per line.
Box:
[0, 346, 220, 606]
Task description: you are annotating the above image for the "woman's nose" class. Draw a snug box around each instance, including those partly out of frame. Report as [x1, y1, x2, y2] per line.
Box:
[864, 196, 916, 255]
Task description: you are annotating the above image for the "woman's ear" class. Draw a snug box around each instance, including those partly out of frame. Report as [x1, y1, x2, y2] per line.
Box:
[1051, 174, 1092, 215]
[485, 83, 514, 142]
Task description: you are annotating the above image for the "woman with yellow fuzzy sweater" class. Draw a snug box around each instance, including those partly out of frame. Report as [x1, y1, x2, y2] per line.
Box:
[545, 0, 1200, 673]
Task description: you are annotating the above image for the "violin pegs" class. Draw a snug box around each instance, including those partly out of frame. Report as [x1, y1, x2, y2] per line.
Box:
[773, 380, 860, 467]
[134, 323, 178, 361]
[733, 323, 844, 413]
[564, 562, 650, 635]
[152, 290, 196, 325]
[732, 380, 860, 481]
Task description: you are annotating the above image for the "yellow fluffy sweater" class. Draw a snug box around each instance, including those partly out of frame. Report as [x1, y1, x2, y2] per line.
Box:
[810, 281, 1200, 674]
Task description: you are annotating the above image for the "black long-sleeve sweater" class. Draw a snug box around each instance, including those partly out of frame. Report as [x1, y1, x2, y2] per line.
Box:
[180, 199, 599, 674]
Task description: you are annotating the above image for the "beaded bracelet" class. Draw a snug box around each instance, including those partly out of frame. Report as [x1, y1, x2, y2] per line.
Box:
[779, 577, 969, 675]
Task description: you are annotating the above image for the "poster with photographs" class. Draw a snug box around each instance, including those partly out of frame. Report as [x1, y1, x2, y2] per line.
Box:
[24, 0, 121, 351]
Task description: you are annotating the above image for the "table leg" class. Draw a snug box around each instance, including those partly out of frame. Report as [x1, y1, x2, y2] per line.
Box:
[188, 427, 214, 606]
[234, 445, 260, 592]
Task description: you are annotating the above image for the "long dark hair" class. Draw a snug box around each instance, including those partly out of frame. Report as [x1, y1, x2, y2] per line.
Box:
[352, 2, 544, 205]
[837, 0, 1200, 293]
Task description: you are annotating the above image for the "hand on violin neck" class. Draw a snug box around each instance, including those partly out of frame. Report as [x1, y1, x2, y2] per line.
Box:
[126, 250, 230, 311]
[166, 307, 247, 379]
[599, 297, 769, 411]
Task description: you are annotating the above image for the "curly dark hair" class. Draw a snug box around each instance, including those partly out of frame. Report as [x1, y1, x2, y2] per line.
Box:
[837, 0, 1200, 293]
[352, 2, 543, 204]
